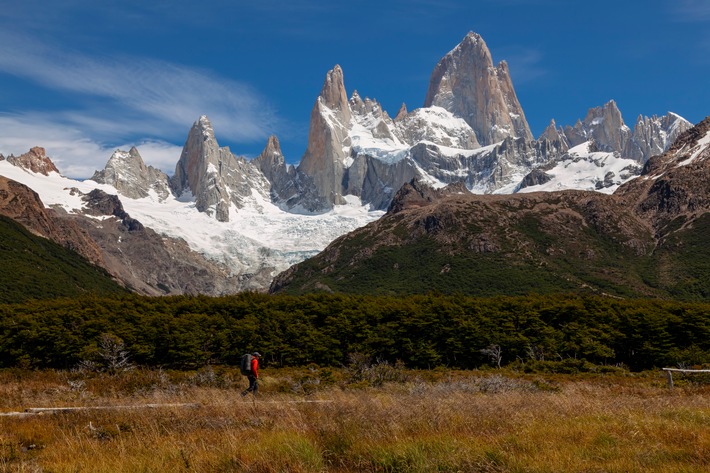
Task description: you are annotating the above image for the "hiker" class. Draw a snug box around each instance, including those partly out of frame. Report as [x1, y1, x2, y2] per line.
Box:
[241, 352, 261, 396]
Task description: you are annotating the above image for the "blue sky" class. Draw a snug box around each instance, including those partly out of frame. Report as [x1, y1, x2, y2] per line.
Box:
[1, 0, 709, 178]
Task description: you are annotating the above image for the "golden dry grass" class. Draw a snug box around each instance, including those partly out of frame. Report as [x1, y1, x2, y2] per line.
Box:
[1, 369, 709, 472]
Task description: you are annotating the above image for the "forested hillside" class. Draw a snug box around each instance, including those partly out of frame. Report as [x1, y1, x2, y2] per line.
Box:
[0, 216, 127, 303]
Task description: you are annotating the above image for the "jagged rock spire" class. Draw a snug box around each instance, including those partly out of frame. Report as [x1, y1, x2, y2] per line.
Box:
[91, 147, 171, 200]
[319, 64, 351, 124]
[424, 31, 533, 145]
[171, 115, 271, 222]
[172, 115, 218, 199]
[297, 65, 353, 209]
[254, 135, 287, 182]
[394, 103, 408, 122]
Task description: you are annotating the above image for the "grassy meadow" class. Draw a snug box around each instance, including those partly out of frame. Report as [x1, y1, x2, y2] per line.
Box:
[1, 367, 709, 472]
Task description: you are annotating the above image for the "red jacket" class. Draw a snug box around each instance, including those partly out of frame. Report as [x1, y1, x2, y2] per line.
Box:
[251, 357, 259, 377]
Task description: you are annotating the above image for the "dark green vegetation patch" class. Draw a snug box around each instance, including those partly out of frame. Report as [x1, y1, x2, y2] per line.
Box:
[0, 215, 126, 303]
[1, 292, 709, 372]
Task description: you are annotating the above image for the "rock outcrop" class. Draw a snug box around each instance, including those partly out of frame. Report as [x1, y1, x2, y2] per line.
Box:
[5, 147, 60, 175]
[297, 65, 353, 210]
[387, 178, 470, 214]
[253, 135, 299, 205]
[171, 116, 271, 221]
[91, 147, 171, 200]
[424, 31, 533, 145]
[557, 101, 691, 163]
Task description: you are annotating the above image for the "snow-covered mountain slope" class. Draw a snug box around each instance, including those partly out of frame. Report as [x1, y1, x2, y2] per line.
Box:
[0, 158, 382, 285]
[513, 142, 642, 194]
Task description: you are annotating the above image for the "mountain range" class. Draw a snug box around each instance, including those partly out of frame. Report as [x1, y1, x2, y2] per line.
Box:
[0, 32, 699, 298]
[271, 117, 710, 299]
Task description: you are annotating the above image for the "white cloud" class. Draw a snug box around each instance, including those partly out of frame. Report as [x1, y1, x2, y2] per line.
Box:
[0, 32, 276, 142]
[0, 31, 280, 178]
[0, 113, 181, 178]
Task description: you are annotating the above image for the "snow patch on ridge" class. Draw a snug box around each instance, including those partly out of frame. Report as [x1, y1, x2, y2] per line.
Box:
[516, 141, 641, 194]
[678, 130, 710, 166]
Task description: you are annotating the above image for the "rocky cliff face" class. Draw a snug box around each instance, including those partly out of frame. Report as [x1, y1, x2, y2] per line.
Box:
[252, 135, 300, 205]
[628, 112, 690, 163]
[91, 147, 171, 200]
[424, 32, 533, 146]
[5, 147, 60, 175]
[171, 116, 271, 221]
[296, 65, 353, 210]
[558, 101, 691, 163]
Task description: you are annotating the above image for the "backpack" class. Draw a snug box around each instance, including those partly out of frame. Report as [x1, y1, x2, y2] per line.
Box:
[240, 353, 253, 375]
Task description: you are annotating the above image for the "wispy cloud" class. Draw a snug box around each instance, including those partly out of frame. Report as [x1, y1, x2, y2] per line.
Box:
[0, 113, 182, 178]
[0, 32, 277, 142]
[672, 0, 710, 21]
[496, 47, 547, 85]
[670, 0, 710, 60]
[0, 26, 281, 177]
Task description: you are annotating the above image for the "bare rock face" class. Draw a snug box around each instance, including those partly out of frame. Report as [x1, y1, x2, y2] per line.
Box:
[91, 147, 171, 200]
[517, 168, 553, 190]
[387, 177, 470, 214]
[171, 116, 271, 221]
[628, 113, 691, 163]
[563, 101, 632, 155]
[253, 135, 299, 204]
[6, 147, 60, 175]
[297, 65, 352, 210]
[394, 103, 408, 122]
[424, 32, 533, 145]
[81, 189, 144, 232]
[538, 119, 569, 150]
[560, 101, 691, 163]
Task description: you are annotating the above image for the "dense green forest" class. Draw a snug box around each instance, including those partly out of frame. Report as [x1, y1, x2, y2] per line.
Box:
[0, 216, 127, 303]
[1, 292, 708, 372]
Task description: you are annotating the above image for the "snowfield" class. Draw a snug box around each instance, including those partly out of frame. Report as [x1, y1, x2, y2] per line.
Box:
[516, 142, 642, 195]
[0, 160, 383, 277]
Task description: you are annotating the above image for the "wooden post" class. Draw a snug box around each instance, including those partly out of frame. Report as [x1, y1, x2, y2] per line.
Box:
[662, 368, 710, 388]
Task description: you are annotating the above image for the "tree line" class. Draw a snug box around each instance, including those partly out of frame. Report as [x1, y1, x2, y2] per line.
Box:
[0, 292, 708, 372]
